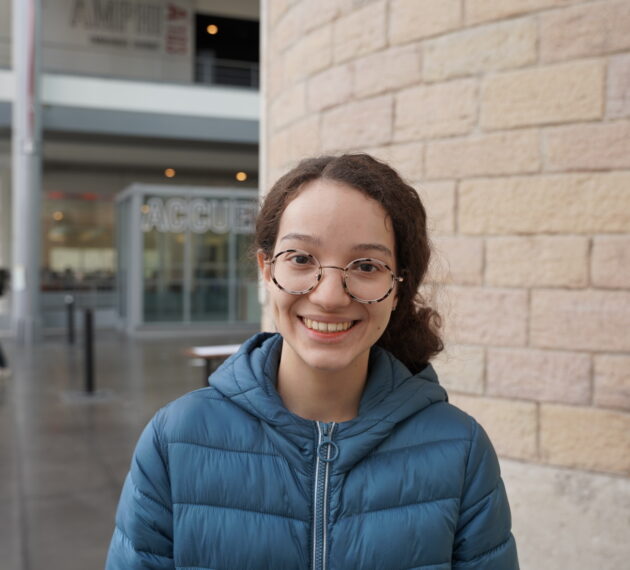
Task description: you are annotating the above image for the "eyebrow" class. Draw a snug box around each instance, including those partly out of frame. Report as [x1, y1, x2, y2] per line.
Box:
[279, 233, 322, 246]
[352, 243, 394, 258]
[280, 233, 393, 258]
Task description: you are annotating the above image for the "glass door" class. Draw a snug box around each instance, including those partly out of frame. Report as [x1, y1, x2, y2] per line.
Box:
[143, 227, 185, 323]
[190, 231, 230, 322]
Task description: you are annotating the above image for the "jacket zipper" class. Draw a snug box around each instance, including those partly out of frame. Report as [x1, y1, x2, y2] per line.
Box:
[312, 421, 339, 570]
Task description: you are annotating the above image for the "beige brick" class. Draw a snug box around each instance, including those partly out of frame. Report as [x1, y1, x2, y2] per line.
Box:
[321, 94, 393, 153]
[465, 0, 582, 25]
[299, 0, 343, 34]
[283, 25, 333, 83]
[432, 236, 484, 285]
[268, 128, 290, 172]
[449, 395, 538, 460]
[481, 60, 605, 129]
[594, 355, 630, 411]
[269, 0, 294, 26]
[487, 348, 591, 404]
[395, 79, 477, 141]
[541, 404, 630, 474]
[446, 286, 528, 346]
[333, 1, 387, 63]
[426, 130, 540, 179]
[417, 181, 456, 235]
[485, 236, 589, 288]
[433, 344, 485, 395]
[592, 236, 630, 289]
[608, 54, 630, 119]
[389, 0, 461, 44]
[306, 65, 352, 113]
[503, 460, 630, 570]
[424, 17, 536, 82]
[545, 120, 630, 172]
[270, 3, 304, 54]
[531, 289, 630, 352]
[459, 173, 630, 235]
[270, 82, 306, 131]
[541, 1, 630, 62]
[387, 142, 424, 181]
[353, 43, 422, 98]
[284, 114, 321, 165]
[267, 55, 285, 101]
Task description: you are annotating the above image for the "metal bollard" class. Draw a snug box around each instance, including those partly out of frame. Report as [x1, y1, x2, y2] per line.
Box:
[84, 308, 94, 394]
[65, 294, 75, 344]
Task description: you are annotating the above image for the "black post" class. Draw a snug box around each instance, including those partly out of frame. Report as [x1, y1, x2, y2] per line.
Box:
[0, 342, 7, 369]
[65, 294, 75, 344]
[84, 308, 94, 394]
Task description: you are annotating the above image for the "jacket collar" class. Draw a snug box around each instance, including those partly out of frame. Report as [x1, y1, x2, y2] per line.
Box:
[211, 333, 447, 472]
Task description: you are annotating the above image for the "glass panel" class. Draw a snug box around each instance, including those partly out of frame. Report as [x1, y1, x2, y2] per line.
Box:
[136, 191, 260, 326]
[236, 233, 260, 323]
[41, 194, 116, 293]
[190, 231, 229, 322]
[143, 228, 185, 323]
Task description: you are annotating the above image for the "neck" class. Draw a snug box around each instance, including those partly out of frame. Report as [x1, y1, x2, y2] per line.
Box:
[276, 345, 368, 423]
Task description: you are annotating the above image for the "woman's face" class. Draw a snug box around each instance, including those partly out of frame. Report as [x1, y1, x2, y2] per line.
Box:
[258, 179, 398, 378]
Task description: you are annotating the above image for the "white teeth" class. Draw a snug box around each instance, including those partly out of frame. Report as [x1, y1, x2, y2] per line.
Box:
[303, 318, 354, 332]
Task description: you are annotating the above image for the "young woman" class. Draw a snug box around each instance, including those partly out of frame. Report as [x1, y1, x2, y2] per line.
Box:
[106, 154, 519, 569]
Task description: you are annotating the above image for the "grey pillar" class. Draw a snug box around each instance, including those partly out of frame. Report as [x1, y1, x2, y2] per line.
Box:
[11, 0, 43, 342]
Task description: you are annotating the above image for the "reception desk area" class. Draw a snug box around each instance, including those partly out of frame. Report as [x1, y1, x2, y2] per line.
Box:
[116, 183, 260, 333]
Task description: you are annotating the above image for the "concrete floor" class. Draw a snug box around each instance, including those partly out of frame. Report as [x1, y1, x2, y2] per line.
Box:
[0, 330, 252, 570]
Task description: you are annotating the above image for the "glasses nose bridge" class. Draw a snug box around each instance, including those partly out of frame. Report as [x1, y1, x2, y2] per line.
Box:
[314, 263, 349, 292]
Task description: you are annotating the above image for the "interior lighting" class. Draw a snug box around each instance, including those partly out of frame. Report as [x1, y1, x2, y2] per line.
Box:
[207, 24, 219, 35]
[235, 171, 247, 182]
[164, 168, 176, 178]
[52, 211, 64, 221]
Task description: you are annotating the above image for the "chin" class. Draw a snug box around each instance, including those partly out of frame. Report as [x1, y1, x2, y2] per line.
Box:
[297, 344, 368, 375]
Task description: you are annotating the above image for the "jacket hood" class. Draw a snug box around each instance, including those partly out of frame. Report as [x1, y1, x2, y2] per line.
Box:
[210, 332, 448, 472]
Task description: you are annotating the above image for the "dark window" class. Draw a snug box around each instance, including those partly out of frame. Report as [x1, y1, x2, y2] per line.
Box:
[195, 14, 259, 88]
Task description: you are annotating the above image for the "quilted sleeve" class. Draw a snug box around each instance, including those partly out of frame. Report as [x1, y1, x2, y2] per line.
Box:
[106, 413, 174, 570]
[452, 418, 519, 569]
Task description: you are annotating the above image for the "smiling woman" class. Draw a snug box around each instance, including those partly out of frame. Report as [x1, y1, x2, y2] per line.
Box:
[106, 154, 519, 570]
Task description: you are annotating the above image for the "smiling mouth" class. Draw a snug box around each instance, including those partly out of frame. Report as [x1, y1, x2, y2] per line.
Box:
[302, 318, 356, 333]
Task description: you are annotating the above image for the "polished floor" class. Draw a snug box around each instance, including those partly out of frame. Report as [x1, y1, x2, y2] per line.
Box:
[0, 329, 253, 570]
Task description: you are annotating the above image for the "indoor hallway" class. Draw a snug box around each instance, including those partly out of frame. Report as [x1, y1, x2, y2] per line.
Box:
[0, 329, 253, 570]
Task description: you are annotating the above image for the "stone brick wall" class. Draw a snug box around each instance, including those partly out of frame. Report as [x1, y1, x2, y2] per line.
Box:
[263, 0, 630, 480]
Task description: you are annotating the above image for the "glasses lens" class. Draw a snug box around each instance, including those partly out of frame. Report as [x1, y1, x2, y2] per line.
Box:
[273, 250, 319, 293]
[345, 259, 394, 302]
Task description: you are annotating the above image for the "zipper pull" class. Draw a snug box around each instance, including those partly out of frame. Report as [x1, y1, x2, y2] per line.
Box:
[317, 422, 339, 463]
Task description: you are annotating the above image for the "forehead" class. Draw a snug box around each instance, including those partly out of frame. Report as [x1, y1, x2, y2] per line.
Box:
[277, 179, 395, 252]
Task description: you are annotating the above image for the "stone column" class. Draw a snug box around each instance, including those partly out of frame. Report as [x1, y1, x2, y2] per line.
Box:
[11, 0, 42, 342]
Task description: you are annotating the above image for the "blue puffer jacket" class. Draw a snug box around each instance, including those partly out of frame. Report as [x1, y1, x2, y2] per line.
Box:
[106, 333, 518, 569]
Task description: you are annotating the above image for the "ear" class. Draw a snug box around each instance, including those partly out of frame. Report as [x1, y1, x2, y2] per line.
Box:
[257, 250, 272, 285]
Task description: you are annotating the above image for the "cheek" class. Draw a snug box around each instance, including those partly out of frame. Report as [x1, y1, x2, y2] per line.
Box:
[267, 288, 294, 316]
[372, 306, 394, 332]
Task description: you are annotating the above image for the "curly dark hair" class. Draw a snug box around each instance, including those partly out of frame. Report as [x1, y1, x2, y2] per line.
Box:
[255, 153, 443, 373]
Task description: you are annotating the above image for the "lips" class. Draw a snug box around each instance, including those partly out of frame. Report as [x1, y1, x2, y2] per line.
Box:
[302, 318, 355, 333]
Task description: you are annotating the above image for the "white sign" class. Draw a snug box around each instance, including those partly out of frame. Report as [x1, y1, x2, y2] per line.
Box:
[141, 197, 257, 234]
[64, 0, 190, 54]
[0, 0, 194, 82]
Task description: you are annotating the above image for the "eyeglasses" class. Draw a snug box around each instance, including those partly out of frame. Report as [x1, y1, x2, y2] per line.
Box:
[266, 249, 403, 304]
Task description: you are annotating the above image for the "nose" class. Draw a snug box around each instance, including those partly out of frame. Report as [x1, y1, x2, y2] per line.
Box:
[308, 266, 351, 309]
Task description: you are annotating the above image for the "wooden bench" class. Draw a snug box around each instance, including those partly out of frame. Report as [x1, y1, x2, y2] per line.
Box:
[186, 344, 241, 385]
